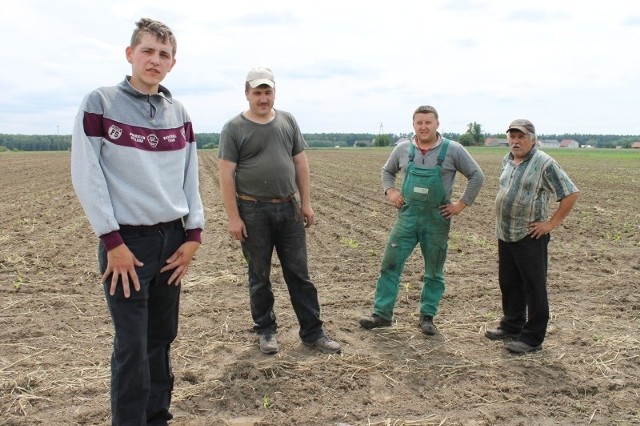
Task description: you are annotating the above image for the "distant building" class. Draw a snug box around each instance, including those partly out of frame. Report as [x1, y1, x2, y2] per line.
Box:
[485, 137, 508, 147]
[538, 139, 560, 148]
[353, 139, 374, 147]
[394, 137, 410, 146]
[631, 142, 640, 149]
[560, 139, 580, 148]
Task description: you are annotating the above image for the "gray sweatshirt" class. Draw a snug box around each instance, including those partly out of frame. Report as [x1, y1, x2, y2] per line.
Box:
[71, 77, 204, 250]
[382, 136, 484, 206]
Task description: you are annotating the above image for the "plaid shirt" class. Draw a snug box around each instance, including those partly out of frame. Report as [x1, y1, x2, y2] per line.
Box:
[495, 147, 578, 242]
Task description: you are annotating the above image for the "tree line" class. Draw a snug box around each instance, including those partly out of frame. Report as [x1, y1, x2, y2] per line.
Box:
[1, 128, 638, 152]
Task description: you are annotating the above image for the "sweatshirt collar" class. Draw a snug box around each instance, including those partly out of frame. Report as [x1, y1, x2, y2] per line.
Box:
[119, 76, 173, 103]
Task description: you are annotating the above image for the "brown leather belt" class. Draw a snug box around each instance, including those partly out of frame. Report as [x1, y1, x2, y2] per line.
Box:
[237, 193, 295, 203]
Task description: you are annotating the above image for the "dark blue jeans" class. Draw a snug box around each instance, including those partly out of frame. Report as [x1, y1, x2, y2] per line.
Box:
[238, 199, 324, 343]
[498, 234, 550, 347]
[98, 221, 185, 426]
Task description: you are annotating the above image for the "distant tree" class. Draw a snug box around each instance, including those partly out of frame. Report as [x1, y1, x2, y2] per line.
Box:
[458, 133, 475, 146]
[196, 133, 220, 149]
[442, 132, 461, 141]
[1, 131, 638, 151]
[463, 122, 485, 146]
[373, 134, 392, 147]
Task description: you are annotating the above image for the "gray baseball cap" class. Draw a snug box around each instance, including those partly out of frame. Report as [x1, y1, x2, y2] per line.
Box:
[507, 119, 535, 134]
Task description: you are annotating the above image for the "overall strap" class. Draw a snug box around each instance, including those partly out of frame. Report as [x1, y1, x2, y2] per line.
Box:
[408, 141, 416, 163]
[437, 138, 451, 167]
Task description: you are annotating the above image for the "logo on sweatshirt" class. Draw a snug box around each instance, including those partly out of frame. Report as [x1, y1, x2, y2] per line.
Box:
[147, 134, 159, 148]
[108, 125, 123, 140]
[163, 134, 177, 143]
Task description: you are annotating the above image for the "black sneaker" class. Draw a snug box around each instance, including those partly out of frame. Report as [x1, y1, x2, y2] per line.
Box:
[505, 340, 542, 354]
[420, 315, 436, 335]
[485, 327, 520, 341]
[359, 314, 392, 329]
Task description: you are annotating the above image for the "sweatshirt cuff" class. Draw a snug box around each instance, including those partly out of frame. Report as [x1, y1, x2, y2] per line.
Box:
[186, 228, 202, 244]
[100, 231, 124, 251]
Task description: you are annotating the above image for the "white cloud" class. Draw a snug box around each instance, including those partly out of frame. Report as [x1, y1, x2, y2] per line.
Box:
[1, 0, 640, 135]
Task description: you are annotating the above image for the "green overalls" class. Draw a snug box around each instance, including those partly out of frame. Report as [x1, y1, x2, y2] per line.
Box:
[373, 139, 451, 321]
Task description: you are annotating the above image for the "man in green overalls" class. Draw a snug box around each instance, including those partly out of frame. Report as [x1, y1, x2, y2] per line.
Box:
[360, 105, 484, 335]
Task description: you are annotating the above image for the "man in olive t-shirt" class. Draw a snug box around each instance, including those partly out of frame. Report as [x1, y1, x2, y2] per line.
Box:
[218, 66, 341, 356]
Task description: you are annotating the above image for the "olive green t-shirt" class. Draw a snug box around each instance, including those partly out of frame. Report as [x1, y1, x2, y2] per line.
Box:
[218, 109, 305, 198]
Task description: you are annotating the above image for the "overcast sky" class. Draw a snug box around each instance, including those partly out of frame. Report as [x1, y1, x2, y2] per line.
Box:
[2, 0, 640, 136]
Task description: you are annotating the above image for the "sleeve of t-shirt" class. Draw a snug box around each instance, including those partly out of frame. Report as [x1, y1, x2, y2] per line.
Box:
[218, 120, 239, 162]
[285, 113, 306, 156]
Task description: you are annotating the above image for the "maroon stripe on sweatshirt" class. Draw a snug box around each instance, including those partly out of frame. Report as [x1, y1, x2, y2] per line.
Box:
[83, 112, 192, 151]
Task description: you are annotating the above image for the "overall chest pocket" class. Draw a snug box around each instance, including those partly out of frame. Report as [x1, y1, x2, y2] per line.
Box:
[403, 167, 443, 205]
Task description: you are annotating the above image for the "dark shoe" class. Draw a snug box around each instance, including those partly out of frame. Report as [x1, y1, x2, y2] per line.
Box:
[303, 335, 342, 354]
[359, 314, 392, 329]
[259, 334, 279, 354]
[505, 340, 542, 354]
[485, 327, 520, 341]
[419, 315, 437, 335]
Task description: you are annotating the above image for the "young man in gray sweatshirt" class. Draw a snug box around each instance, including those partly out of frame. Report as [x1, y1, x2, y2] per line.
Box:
[71, 18, 204, 425]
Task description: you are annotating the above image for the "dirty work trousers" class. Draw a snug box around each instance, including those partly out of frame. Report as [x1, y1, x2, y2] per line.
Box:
[373, 141, 451, 321]
[238, 198, 324, 343]
[373, 203, 451, 320]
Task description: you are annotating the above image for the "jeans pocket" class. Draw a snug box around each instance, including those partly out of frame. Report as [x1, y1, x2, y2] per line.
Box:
[292, 198, 303, 223]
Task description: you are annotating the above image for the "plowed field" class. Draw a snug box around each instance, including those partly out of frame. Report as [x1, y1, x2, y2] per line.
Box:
[1, 148, 638, 425]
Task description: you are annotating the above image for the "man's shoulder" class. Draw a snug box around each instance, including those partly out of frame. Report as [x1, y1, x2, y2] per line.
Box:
[274, 109, 299, 126]
[389, 140, 410, 158]
[441, 138, 465, 150]
[80, 84, 121, 112]
[222, 112, 246, 127]
[85, 84, 118, 98]
[440, 139, 473, 159]
[395, 139, 412, 150]
[531, 148, 556, 166]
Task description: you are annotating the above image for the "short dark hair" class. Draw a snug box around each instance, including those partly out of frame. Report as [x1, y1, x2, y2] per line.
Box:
[413, 105, 438, 120]
[131, 18, 177, 57]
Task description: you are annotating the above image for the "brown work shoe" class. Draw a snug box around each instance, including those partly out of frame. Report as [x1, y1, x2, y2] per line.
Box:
[359, 314, 392, 329]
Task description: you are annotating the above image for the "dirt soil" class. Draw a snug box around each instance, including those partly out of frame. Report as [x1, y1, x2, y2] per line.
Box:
[1, 149, 639, 425]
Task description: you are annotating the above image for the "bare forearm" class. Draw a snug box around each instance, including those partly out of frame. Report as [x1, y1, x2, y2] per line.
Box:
[219, 162, 241, 221]
[221, 184, 240, 220]
[294, 153, 311, 207]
